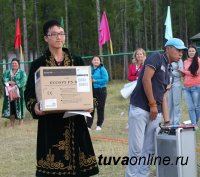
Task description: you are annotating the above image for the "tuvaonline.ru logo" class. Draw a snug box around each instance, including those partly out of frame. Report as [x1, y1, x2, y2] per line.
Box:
[97, 154, 189, 166]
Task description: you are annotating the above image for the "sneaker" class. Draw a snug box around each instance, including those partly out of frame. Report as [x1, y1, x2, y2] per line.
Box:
[96, 126, 102, 131]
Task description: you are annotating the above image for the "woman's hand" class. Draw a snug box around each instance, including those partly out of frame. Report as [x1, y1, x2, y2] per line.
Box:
[177, 69, 185, 76]
[34, 102, 46, 116]
[8, 81, 16, 86]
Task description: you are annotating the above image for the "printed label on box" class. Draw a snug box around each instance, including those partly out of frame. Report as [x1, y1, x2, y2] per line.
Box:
[76, 68, 90, 92]
[44, 99, 57, 109]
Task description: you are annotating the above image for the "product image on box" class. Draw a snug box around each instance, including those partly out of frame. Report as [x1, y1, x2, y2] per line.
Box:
[35, 66, 93, 112]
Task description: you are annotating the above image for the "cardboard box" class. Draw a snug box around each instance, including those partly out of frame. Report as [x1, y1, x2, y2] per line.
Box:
[35, 66, 93, 112]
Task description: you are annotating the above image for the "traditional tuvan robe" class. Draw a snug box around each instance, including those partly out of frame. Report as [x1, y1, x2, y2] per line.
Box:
[2, 69, 27, 119]
[24, 48, 99, 177]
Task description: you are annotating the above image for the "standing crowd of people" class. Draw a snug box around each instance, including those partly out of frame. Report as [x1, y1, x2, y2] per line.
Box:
[0, 19, 199, 177]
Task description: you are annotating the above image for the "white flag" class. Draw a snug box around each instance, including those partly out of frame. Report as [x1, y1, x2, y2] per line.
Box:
[165, 6, 173, 40]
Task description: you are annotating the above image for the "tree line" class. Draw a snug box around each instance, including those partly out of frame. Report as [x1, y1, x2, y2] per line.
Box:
[0, 0, 200, 79]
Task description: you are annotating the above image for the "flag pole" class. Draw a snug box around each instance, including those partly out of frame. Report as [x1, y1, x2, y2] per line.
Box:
[109, 39, 113, 54]
[19, 45, 23, 62]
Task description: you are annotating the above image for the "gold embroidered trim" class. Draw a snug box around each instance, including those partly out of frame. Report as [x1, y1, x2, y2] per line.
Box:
[45, 52, 72, 66]
[71, 120, 76, 171]
[38, 149, 70, 170]
[79, 150, 97, 168]
[63, 53, 72, 66]
[52, 125, 71, 161]
[37, 169, 73, 175]
[46, 54, 57, 66]
[37, 119, 76, 174]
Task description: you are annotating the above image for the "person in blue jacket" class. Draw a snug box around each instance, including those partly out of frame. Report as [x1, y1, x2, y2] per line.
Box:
[87, 56, 109, 131]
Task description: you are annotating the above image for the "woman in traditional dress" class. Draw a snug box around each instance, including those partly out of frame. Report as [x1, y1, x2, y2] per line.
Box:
[2, 58, 27, 127]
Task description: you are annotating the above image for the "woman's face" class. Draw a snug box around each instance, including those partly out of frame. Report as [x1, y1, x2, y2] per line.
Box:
[188, 47, 196, 58]
[135, 50, 145, 63]
[92, 57, 101, 67]
[12, 61, 19, 70]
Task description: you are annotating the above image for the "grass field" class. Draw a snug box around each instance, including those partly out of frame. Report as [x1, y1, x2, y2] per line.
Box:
[0, 80, 199, 177]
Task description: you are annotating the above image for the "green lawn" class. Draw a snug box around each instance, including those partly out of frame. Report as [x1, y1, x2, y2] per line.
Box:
[0, 80, 199, 177]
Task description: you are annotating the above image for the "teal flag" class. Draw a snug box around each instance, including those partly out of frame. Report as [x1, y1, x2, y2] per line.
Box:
[165, 6, 173, 40]
[60, 16, 64, 28]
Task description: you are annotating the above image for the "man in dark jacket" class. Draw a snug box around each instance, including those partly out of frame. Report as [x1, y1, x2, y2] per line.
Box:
[125, 38, 187, 177]
[24, 19, 99, 177]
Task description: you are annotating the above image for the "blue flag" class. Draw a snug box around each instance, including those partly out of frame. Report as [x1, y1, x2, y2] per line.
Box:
[165, 6, 173, 40]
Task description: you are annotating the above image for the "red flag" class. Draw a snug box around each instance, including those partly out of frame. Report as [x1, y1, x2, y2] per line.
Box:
[99, 11, 111, 46]
[14, 18, 21, 49]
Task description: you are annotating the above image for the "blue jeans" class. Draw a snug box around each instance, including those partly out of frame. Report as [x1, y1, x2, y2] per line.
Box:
[183, 85, 200, 124]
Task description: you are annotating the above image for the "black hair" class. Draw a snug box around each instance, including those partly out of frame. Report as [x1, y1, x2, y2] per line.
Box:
[43, 19, 62, 36]
[92, 55, 102, 63]
[11, 58, 20, 66]
[188, 45, 199, 76]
